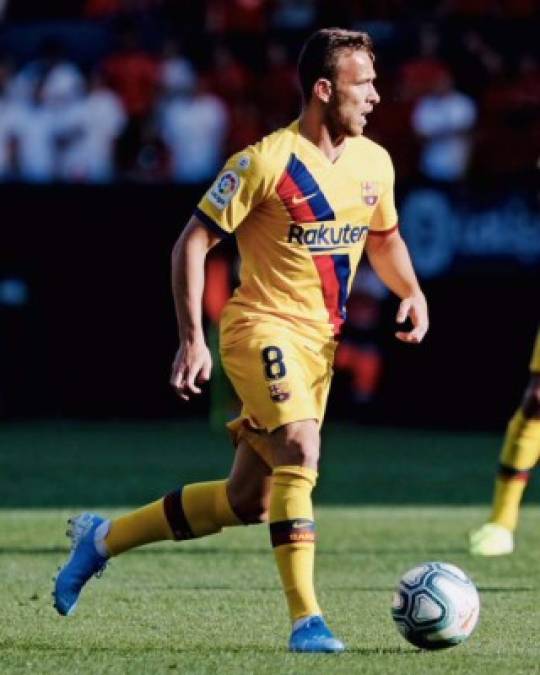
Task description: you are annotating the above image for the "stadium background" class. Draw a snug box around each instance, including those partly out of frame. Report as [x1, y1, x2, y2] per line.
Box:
[0, 0, 538, 431]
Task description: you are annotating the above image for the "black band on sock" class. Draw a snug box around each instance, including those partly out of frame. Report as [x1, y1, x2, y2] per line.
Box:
[270, 519, 315, 547]
[163, 488, 194, 540]
[498, 463, 531, 482]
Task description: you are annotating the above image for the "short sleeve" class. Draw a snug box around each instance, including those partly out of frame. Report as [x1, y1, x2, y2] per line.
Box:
[369, 151, 398, 235]
[194, 147, 266, 237]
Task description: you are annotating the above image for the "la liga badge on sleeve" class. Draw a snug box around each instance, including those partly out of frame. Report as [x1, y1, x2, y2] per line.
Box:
[208, 170, 240, 210]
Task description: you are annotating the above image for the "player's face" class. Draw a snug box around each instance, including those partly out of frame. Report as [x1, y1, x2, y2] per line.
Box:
[326, 49, 380, 137]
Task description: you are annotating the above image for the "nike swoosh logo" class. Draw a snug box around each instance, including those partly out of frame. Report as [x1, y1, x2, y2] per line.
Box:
[291, 192, 317, 205]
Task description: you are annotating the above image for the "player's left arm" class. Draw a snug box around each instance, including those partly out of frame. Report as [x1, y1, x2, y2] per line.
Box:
[365, 229, 429, 344]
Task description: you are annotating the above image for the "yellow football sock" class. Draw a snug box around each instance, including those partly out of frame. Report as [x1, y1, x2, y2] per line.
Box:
[490, 409, 540, 531]
[269, 465, 320, 622]
[105, 479, 241, 556]
[182, 480, 242, 536]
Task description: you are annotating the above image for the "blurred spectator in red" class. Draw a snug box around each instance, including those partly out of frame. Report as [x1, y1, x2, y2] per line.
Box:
[443, 0, 498, 18]
[206, 0, 267, 34]
[157, 73, 228, 183]
[257, 41, 300, 133]
[412, 68, 477, 182]
[84, 0, 163, 18]
[85, 0, 123, 16]
[398, 24, 448, 102]
[226, 100, 264, 154]
[475, 52, 540, 176]
[204, 44, 255, 107]
[499, 0, 538, 17]
[101, 22, 159, 178]
[102, 23, 158, 119]
[507, 53, 540, 111]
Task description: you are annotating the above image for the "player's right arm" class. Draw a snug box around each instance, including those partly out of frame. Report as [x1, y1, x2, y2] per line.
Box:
[170, 215, 222, 401]
[170, 146, 267, 400]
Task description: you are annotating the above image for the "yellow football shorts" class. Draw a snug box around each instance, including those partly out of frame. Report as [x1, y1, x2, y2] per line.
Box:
[530, 329, 540, 373]
[220, 317, 337, 464]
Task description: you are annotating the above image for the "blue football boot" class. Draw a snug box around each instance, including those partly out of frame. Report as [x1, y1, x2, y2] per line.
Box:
[289, 615, 345, 653]
[53, 513, 109, 616]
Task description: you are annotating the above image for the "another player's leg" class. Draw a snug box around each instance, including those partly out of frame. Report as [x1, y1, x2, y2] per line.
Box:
[53, 440, 271, 616]
[267, 420, 344, 653]
[470, 373, 540, 556]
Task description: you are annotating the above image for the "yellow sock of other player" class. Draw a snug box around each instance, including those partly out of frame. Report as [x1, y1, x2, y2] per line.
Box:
[104, 480, 241, 556]
[490, 409, 540, 531]
[269, 465, 320, 622]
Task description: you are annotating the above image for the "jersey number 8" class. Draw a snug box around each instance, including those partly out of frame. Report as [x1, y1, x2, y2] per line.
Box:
[261, 346, 286, 380]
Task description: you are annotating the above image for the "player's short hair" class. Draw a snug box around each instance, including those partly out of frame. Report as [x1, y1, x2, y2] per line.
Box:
[297, 28, 374, 101]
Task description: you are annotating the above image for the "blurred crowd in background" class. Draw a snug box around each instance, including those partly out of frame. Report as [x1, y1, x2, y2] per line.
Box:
[0, 0, 538, 185]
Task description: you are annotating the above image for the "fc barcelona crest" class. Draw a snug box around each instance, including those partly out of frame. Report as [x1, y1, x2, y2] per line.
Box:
[268, 382, 291, 403]
[361, 181, 379, 206]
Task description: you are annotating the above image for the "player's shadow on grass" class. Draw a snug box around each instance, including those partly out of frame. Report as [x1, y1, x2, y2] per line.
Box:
[0, 545, 469, 557]
[139, 545, 470, 557]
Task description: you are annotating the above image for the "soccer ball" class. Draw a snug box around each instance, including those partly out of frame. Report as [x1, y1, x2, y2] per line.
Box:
[391, 562, 480, 650]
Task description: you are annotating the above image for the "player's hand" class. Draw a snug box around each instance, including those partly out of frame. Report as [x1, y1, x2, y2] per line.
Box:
[395, 294, 429, 344]
[170, 339, 212, 401]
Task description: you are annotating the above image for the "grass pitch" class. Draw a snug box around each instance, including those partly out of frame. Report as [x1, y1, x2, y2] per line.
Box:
[1, 421, 540, 674]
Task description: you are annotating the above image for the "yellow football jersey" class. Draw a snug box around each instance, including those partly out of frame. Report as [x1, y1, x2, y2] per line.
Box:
[196, 119, 398, 338]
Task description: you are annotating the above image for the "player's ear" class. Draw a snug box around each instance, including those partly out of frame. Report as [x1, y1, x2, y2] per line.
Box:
[313, 78, 332, 104]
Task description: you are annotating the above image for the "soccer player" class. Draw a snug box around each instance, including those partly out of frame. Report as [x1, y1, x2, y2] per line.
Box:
[470, 328, 540, 556]
[53, 28, 429, 652]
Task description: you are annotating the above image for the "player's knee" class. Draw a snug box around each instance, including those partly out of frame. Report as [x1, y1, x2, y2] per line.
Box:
[227, 481, 270, 524]
[230, 493, 269, 524]
[523, 376, 540, 418]
[242, 501, 269, 524]
[282, 437, 319, 466]
[272, 420, 320, 468]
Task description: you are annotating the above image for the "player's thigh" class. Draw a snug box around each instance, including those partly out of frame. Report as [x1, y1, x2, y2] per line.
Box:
[221, 328, 332, 433]
[268, 418, 321, 469]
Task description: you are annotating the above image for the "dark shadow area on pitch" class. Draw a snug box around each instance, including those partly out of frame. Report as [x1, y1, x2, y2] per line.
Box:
[0, 545, 471, 558]
[6, 422, 540, 507]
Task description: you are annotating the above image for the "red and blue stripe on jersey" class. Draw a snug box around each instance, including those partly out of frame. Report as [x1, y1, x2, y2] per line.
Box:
[277, 154, 350, 335]
[276, 154, 335, 223]
[312, 254, 351, 335]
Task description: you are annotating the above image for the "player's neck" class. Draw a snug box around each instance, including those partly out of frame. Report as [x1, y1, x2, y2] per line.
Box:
[298, 111, 346, 164]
